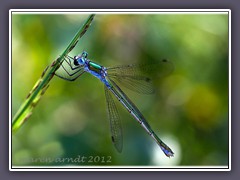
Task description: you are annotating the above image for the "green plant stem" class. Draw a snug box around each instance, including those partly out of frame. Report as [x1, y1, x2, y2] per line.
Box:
[12, 14, 95, 133]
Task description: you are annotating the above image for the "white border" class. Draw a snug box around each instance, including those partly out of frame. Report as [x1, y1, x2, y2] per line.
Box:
[228, 9, 231, 171]
[9, 9, 231, 171]
[9, 9, 12, 171]
[11, 9, 229, 15]
[11, 165, 228, 171]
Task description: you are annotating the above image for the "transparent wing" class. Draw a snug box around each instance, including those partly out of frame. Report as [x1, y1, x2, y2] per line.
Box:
[106, 59, 174, 94]
[104, 85, 123, 153]
[55, 56, 85, 81]
[107, 73, 154, 94]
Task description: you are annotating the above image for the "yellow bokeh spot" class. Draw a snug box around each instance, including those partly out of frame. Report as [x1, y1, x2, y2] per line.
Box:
[185, 85, 221, 129]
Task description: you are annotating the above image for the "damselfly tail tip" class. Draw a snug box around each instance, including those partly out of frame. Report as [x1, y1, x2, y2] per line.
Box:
[166, 151, 174, 158]
[160, 146, 174, 158]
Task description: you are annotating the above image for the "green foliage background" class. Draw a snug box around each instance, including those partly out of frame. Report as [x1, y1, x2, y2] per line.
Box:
[12, 13, 229, 166]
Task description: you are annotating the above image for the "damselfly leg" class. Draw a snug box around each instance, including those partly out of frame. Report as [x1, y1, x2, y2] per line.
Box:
[55, 56, 85, 81]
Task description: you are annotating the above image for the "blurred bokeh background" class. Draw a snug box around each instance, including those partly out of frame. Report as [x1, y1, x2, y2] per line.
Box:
[12, 13, 229, 167]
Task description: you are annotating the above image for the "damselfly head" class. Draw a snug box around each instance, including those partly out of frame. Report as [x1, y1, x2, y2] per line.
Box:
[73, 55, 84, 66]
[73, 51, 89, 66]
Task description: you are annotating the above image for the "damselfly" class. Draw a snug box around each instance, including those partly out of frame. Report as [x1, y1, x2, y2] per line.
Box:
[55, 51, 174, 157]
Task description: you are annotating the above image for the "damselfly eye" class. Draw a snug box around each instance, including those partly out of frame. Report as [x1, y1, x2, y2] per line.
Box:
[81, 51, 88, 58]
[74, 59, 79, 66]
[74, 56, 78, 60]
